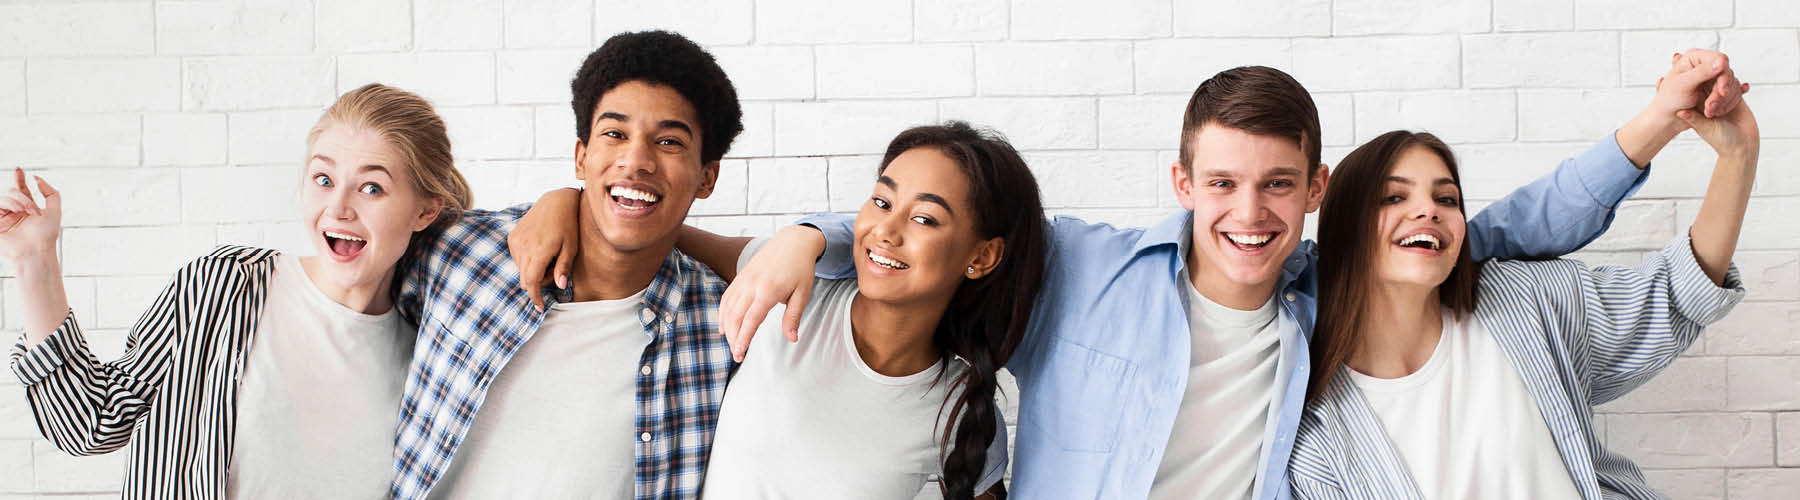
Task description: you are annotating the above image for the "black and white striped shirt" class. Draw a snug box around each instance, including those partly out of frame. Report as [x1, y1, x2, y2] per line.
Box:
[8, 246, 278, 500]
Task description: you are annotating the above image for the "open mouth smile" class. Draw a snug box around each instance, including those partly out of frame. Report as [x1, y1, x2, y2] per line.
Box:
[1221, 231, 1279, 253]
[323, 230, 367, 261]
[866, 248, 910, 270]
[609, 184, 662, 212]
[1393, 230, 1447, 255]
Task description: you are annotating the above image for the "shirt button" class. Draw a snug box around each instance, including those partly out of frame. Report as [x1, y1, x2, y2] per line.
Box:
[640, 364, 652, 376]
[1285, 292, 1297, 302]
[663, 312, 674, 324]
[640, 432, 653, 442]
[638, 308, 654, 324]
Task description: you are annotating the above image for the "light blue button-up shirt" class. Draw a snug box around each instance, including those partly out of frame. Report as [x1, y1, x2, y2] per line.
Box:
[799, 134, 1648, 499]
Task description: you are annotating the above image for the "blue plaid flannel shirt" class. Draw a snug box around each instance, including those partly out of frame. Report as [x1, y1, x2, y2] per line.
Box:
[388, 204, 735, 499]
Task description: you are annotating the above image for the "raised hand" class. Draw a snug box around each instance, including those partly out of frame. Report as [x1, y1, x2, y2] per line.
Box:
[0, 168, 62, 262]
[718, 225, 825, 362]
[508, 188, 581, 311]
[1656, 49, 1750, 121]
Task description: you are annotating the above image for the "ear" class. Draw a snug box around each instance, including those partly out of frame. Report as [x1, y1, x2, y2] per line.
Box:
[964, 236, 1005, 280]
[1169, 160, 1197, 211]
[412, 197, 445, 232]
[573, 139, 589, 181]
[695, 160, 720, 199]
[1305, 162, 1330, 213]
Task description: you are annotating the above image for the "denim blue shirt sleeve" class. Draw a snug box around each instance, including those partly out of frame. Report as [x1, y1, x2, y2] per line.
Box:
[1465, 132, 1648, 261]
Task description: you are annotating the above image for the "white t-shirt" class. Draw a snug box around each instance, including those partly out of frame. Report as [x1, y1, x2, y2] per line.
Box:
[226, 255, 415, 499]
[428, 286, 651, 499]
[1349, 309, 1582, 500]
[1149, 274, 1282, 500]
[700, 277, 1008, 499]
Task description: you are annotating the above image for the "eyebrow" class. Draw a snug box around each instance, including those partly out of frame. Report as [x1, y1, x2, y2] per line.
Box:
[310, 155, 390, 175]
[1386, 176, 1458, 187]
[876, 175, 956, 216]
[595, 112, 696, 136]
[1203, 167, 1305, 178]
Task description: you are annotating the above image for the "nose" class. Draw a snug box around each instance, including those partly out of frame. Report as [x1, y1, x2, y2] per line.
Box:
[615, 138, 658, 176]
[870, 210, 904, 247]
[1410, 199, 1441, 222]
[325, 185, 355, 221]
[1229, 186, 1268, 224]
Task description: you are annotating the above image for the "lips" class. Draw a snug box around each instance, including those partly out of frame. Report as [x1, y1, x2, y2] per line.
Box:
[322, 230, 367, 261]
[608, 183, 662, 211]
[1220, 231, 1279, 253]
[1392, 228, 1448, 255]
[866, 248, 910, 270]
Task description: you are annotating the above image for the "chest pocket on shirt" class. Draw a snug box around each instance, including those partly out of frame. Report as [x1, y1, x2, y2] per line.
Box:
[1023, 339, 1134, 453]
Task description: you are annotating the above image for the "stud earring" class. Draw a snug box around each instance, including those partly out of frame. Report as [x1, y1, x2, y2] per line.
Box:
[966, 266, 976, 275]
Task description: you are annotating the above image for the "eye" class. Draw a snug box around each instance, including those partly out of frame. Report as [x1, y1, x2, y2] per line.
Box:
[1267, 179, 1294, 189]
[1381, 195, 1404, 205]
[871, 197, 890, 210]
[1208, 180, 1234, 189]
[359, 183, 385, 195]
[601, 130, 624, 140]
[312, 174, 332, 187]
[1436, 196, 1459, 206]
[910, 215, 936, 226]
[656, 138, 684, 147]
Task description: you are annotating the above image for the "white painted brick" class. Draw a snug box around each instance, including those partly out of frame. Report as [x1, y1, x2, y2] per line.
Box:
[2, 277, 96, 337]
[0, 385, 34, 439]
[817, 45, 974, 99]
[1132, 39, 1292, 95]
[711, 46, 815, 101]
[156, 0, 312, 55]
[1174, 0, 1330, 37]
[1292, 36, 1460, 92]
[1749, 85, 1800, 139]
[1728, 357, 1800, 410]
[1781, 412, 1800, 466]
[1606, 412, 1773, 467]
[504, 0, 589, 48]
[33, 439, 125, 491]
[1735, 251, 1800, 301]
[1575, 0, 1733, 29]
[690, 159, 747, 216]
[227, 109, 320, 166]
[0, 438, 28, 488]
[1738, 0, 1800, 29]
[1638, 139, 1736, 199]
[1354, 91, 1516, 144]
[689, 215, 778, 237]
[215, 221, 309, 254]
[337, 53, 497, 106]
[1597, 357, 1727, 412]
[976, 43, 1133, 96]
[1453, 142, 1589, 200]
[93, 275, 169, 330]
[1705, 302, 1800, 356]
[1517, 89, 1646, 143]
[28, 58, 177, 113]
[0, 59, 21, 115]
[0, 114, 139, 168]
[937, 97, 1097, 151]
[416, 0, 502, 50]
[1584, 200, 1676, 251]
[1097, 96, 1186, 150]
[1677, 198, 1800, 250]
[729, 101, 775, 159]
[747, 157, 829, 214]
[455, 162, 521, 211]
[1464, 33, 1620, 88]
[0, 2, 153, 56]
[1495, 0, 1574, 32]
[1720, 30, 1800, 85]
[1025, 151, 1160, 209]
[1728, 468, 1800, 498]
[1312, 93, 1354, 148]
[827, 155, 881, 212]
[511, 160, 583, 201]
[534, 105, 578, 159]
[181, 166, 300, 224]
[1639, 469, 1725, 500]
[915, 0, 1007, 42]
[498, 50, 583, 104]
[594, 0, 754, 46]
[756, 0, 909, 44]
[1010, 0, 1169, 40]
[442, 106, 535, 160]
[1620, 31, 1719, 87]
[1333, 0, 1489, 35]
[316, 0, 412, 52]
[1755, 140, 1800, 196]
[144, 113, 227, 166]
[772, 101, 937, 156]
[182, 56, 334, 111]
[43, 168, 181, 228]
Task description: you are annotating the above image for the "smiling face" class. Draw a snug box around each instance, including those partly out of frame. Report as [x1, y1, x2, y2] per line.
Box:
[1172, 124, 1327, 307]
[575, 80, 718, 255]
[853, 147, 1001, 307]
[302, 125, 441, 294]
[1372, 145, 1467, 291]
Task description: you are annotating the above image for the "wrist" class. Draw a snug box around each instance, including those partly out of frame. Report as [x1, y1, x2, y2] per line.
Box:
[10, 247, 59, 275]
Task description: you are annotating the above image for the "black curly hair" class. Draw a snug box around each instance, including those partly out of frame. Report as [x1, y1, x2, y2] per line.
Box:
[571, 31, 743, 164]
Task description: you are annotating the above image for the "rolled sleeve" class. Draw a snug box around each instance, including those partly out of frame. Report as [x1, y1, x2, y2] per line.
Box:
[1661, 235, 1747, 326]
[8, 310, 80, 386]
[1582, 131, 1652, 207]
[795, 213, 857, 279]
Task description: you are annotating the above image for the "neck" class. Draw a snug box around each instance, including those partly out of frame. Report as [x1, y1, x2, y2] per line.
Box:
[1346, 282, 1443, 379]
[567, 195, 674, 302]
[1185, 248, 1277, 311]
[297, 256, 394, 315]
[848, 292, 947, 377]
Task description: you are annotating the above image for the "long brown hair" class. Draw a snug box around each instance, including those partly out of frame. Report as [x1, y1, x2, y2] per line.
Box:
[1307, 130, 1480, 401]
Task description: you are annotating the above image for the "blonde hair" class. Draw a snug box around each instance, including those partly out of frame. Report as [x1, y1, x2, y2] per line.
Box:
[306, 83, 473, 228]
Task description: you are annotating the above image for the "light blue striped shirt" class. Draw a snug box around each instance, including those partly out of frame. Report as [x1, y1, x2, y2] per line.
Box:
[1289, 236, 1746, 500]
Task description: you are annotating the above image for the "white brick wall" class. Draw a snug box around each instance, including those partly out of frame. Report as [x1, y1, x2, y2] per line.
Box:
[0, 1, 1794, 498]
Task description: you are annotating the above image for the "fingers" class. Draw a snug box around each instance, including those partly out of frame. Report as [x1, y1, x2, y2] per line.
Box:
[719, 284, 744, 343]
[733, 293, 779, 362]
[1676, 109, 1717, 137]
[11, 168, 27, 196]
[519, 258, 548, 312]
[555, 241, 575, 290]
[782, 279, 813, 343]
[0, 190, 39, 217]
[34, 177, 58, 213]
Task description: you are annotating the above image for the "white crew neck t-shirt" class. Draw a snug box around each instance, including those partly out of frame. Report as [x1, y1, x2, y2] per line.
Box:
[1149, 273, 1283, 500]
[700, 277, 1007, 499]
[428, 286, 651, 499]
[226, 255, 415, 499]
[1349, 308, 1582, 500]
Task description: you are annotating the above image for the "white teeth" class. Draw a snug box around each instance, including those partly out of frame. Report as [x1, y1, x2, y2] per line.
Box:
[608, 185, 660, 203]
[1399, 233, 1441, 250]
[867, 251, 909, 270]
[1224, 232, 1274, 246]
[324, 231, 364, 242]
